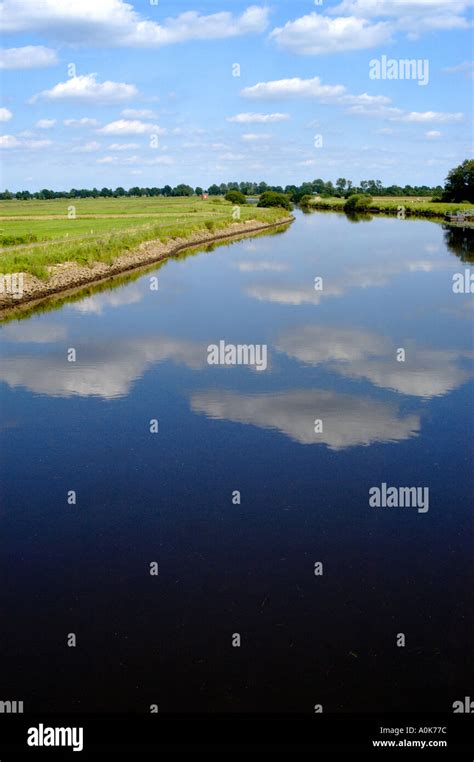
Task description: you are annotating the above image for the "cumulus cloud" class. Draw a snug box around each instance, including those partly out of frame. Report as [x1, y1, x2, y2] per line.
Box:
[30, 73, 138, 104]
[241, 75, 465, 124]
[241, 132, 272, 141]
[0, 107, 13, 122]
[398, 111, 464, 123]
[1, 0, 269, 47]
[97, 119, 166, 135]
[64, 117, 99, 127]
[71, 140, 101, 153]
[241, 76, 346, 99]
[36, 118, 56, 128]
[0, 134, 20, 148]
[227, 112, 290, 123]
[443, 61, 474, 78]
[24, 138, 53, 148]
[0, 45, 58, 69]
[96, 153, 173, 165]
[270, 14, 392, 55]
[107, 142, 140, 150]
[0, 134, 53, 149]
[329, 0, 472, 35]
[121, 108, 157, 118]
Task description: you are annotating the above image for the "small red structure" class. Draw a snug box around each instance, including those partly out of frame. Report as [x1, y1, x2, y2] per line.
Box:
[201, 192, 209, 199]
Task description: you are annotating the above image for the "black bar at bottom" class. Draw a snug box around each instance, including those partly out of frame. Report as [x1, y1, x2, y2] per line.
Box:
[0, 713, 472, 756]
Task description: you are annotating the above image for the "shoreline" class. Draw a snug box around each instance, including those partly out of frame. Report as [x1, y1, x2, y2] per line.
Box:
[302, 200, 471, 220]
[0, 215, 293, 314]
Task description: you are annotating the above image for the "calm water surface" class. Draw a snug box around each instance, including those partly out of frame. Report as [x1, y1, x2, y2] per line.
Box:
[0, 211, 473, 713]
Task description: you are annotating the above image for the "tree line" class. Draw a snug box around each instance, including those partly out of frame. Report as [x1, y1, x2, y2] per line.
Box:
[1, 161, 472, 203]
[0, 180, 442, 201]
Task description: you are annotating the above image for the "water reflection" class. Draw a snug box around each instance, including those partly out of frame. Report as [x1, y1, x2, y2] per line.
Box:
[71, 284, 143, 314]
[191, 388, 420, 449]
[276, 324, 473, 398]
[0, 335, 209, 398]
[443, 224, 474, 263]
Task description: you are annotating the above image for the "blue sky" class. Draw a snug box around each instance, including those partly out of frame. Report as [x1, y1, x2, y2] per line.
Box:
[0, 0, 472, 191]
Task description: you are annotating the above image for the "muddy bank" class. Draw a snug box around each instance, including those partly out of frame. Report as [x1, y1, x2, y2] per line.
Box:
[0, 216, 293, 313]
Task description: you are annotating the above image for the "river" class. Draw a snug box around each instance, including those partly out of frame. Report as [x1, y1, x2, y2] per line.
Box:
[0, 210, 472, 713]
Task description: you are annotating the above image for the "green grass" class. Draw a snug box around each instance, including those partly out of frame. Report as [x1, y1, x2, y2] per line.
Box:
[305, 195, 474, 218]
[0, 197, 289, 277]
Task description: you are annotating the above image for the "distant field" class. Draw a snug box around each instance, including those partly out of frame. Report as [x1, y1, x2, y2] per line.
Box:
[0, 197, 190, 217]
[307, 196, 474, 217]
[0, 197, 287, 277]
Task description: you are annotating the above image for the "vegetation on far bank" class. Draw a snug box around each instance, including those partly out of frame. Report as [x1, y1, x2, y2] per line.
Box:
[0, 197, 291, 278]
[301, 195, 474, 218]
[2, 160, 472, 205]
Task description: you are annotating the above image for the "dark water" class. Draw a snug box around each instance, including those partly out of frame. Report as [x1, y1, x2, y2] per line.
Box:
[0, 211, 472, 714]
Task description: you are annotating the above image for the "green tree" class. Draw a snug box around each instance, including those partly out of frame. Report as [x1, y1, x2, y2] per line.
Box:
[344, 193, 373, 212]
[257, 191, 291, 211]
[442, 159, 474, 203]
[225, 190, 246, 204]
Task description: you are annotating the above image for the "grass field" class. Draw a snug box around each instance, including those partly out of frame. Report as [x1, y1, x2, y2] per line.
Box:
[0, 197, 288, 277]
[306, 195, 474, 217]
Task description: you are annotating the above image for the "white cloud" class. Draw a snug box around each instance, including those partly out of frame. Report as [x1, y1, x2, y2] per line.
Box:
[108, 142, 140, 150]
[241, 76, 346, 99]
[0, 134, 53, 150]
[0, 45, 58, 69]
[425, 130, 441, 139]
[270, 14, 392, 55]
[36, 118, 56, 128]
[346, 103, 465, 122]
[96, 153, 173, 165]
[241, 132, 272, 141]
[329, 0, 472, 35]
[72, 141, 101, 152]
[399, 111, 464, 123]
[218, 151, 246, 161]
[0, 108, 13, 122]
[242, 76, 466, 126]
[97, 119, 166, 135]
[30, 74, 137, 104]
[227, 112, 290, 123]
[24, 139, 53, 149]
[0, 134, 20, 148]
[64, 117, 99, 127]
[121, 108, 156, 118]
[443, 61, 474, 78]
[1, 0, 269, 47]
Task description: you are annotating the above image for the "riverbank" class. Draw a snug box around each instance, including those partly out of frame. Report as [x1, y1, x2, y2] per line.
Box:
[303, 196, 474, 219]
[0, 215, 293, 312]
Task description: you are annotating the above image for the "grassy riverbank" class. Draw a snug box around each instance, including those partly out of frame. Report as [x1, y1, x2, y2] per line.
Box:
[304, 196, 474, 218]
[0, 197, 289, 278]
